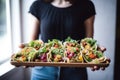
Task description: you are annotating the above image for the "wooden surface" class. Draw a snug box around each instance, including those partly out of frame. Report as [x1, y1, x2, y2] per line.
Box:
[11, 61, 109, 67]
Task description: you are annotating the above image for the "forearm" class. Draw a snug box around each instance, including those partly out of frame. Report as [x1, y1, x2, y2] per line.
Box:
[28, 13, 40, 41]
[84, 16, 95, 38]
[31, 30, 40, 40]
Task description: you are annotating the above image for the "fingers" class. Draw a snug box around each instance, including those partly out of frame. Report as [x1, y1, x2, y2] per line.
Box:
[15, 65, 34, 68]
[101, 67, 105, 70]
[15, 65, 20, 67]
[98, 46, 106, 52]
[100, 46, 106, 52]
[90, 58, 111, 71]
[106, 58, 111, 63]
[90, 67, 95, 71]
[19, 43, 25, 48]
[23, 66, 28, 68]
[23, 65, 35, 68]
[94, 66, 100, 70]
[90, 66, 106, 71]
[90, 66, 99, 71]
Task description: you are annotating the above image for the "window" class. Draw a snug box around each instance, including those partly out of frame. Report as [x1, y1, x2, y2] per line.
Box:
[0, 0, 23, 76]
[0, 0, 12, 64]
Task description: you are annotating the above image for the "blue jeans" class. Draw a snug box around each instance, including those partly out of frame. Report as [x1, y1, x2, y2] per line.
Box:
[31, 67, 87, 80]
[31, 66, 60, 80]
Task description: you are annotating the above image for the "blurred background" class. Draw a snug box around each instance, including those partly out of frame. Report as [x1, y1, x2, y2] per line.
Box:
[0, 0, 119, 80]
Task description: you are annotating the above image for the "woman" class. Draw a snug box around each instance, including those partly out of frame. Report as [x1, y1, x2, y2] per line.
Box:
[22, 0, 100, 80]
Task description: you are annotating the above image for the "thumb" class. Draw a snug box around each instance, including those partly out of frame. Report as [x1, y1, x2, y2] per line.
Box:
[19, 43, 25, 48]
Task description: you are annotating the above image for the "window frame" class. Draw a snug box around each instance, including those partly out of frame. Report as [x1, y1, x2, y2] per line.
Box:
[0, 0, 12, 64]
[0, 0, 22, 76]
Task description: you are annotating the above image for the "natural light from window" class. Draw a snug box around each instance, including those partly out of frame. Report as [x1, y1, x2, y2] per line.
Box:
[0, 0, 12, 64]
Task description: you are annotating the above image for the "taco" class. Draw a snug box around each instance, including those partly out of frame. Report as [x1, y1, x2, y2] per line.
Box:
[80, 38, 97, 50]
[28, 40, 44, 50]
[47, 47, 65, 62]
[46, 39, 63, 49]
[63, 37, 80, 48]
[65, 46, 83, 63]
[11, 47, 37, 62]
[82, 50, 106, 63]
[36, 46, 50, 62]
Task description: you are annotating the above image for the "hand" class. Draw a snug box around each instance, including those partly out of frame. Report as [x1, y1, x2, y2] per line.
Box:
[90, 66, 106, 71]
[90, 46, 110, 71]
[19, 43, 26, 49]
[97, 45, 106, 53]
[15, 65, 34, 68]
[90, 58, 111, 71]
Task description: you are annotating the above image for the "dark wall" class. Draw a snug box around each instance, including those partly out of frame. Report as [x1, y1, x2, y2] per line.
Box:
[114, 0, 120, 80]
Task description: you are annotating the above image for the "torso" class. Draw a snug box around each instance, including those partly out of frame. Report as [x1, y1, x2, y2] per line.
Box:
[29, 0, 96, 42]
[39, 1, 86, 42]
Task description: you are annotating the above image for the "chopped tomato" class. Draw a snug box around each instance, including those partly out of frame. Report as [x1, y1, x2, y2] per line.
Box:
[54, 44, 59, 48]
[76, 47, 79, 51]
[89, 53, 96, 59]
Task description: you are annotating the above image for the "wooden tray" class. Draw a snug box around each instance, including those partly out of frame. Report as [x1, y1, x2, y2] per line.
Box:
[11, 61, 109, 67]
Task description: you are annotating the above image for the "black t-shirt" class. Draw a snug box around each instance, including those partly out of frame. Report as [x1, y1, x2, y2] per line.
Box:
[29, 0, 96, 42]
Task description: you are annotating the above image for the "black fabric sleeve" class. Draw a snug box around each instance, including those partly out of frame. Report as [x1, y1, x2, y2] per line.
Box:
[83, 0, 96, 21]
[28, 0, 41, 20]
